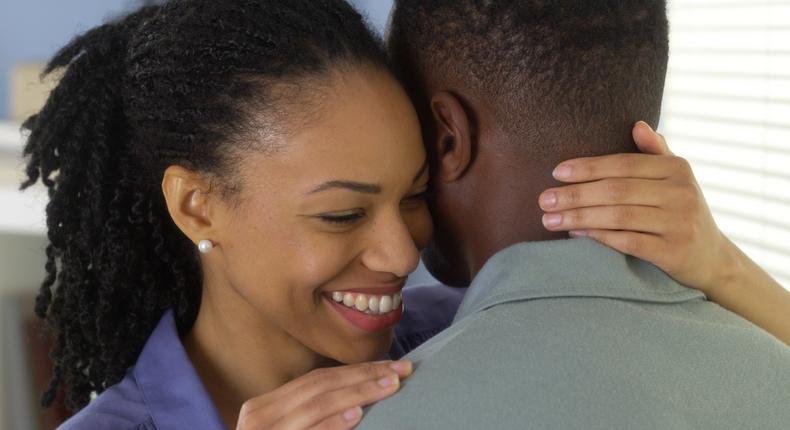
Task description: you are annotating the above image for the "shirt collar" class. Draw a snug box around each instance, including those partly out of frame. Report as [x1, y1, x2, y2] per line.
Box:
[133, 309, 227, 430]
[453, 238, 705, 323]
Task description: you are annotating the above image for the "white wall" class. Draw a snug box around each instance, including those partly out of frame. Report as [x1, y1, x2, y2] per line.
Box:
[350, 0, 394, 34]
[663, 1, 790, 289]
[0, 121, 48, 429]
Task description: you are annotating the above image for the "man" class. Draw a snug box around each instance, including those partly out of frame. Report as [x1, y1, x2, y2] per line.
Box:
[357, 1, 790, 428]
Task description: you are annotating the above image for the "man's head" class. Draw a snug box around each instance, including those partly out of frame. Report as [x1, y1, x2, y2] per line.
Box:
[388, 0, 670, 286]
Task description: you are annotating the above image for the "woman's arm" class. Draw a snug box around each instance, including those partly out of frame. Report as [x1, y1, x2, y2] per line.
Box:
[708, 236, 790, 347]
[540, 121, 790, 346]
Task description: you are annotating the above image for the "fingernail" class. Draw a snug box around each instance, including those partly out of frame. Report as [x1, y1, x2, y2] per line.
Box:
[389, 360, 412, 373]
[540, 192, 557, 209]
[638, 121, 654, 132]
[344, 407, 363, 421]
[378, 375, 398, 388]
[553, 165, 573, 180]
[543, 213, 562, 228]
[569, 230, 588, 237]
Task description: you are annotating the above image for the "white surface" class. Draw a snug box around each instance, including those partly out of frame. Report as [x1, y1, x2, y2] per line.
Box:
[0, 121, 24, 154]
[664, 1, 790, 290]
[0, 185, 46, 236]
[0, 121, 46, 236]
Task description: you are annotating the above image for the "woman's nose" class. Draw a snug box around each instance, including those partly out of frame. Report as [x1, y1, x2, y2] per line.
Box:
[360, 215, 421, 278]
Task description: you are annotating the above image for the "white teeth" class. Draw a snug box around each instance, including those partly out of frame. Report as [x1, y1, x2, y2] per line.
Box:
[331, 291, 401, 315]
[392, 292, 402, 309]
[368, 296, 380, 314]
[379, 295, 393, 314]
[355, 295, 369, 312]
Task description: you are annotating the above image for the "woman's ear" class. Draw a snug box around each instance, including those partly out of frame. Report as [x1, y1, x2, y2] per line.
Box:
[161, 165, 216, 246]
[428, 91, 474, 182]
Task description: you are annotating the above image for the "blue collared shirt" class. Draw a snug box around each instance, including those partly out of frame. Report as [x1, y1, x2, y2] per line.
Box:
[57, 283, 466, 430]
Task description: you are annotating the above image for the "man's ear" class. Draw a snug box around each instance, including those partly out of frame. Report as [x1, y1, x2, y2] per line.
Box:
[428, 91, 474, 182]
[161, 165, 217, 247]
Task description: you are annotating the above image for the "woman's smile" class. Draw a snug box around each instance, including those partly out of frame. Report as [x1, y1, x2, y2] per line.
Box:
[324, 284, 406, 332]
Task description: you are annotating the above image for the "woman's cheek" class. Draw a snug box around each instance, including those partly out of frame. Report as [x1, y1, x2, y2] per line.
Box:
[287, 233, 361, 289]
[406, 206, 434, 251]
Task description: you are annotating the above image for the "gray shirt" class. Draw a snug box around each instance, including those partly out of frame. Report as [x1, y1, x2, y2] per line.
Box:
[358, 238, 790, 430]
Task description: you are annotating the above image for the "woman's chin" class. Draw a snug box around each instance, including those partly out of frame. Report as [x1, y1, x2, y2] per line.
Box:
[329, 334, 394, 364]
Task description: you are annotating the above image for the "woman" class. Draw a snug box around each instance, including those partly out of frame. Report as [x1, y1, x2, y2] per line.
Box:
[20, 1, 789, 429]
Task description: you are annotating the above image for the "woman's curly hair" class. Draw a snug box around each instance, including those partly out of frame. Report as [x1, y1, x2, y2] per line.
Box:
[20, 0, 387, 411]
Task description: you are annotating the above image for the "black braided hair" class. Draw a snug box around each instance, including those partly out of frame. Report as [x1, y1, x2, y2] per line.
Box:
[21, 0, 387, 411]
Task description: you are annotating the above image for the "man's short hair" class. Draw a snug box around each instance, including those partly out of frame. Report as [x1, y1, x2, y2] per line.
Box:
[388, 0, 670, 157]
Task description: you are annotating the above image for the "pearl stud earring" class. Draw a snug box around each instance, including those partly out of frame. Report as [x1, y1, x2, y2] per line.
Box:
[198, 239, 214, 254]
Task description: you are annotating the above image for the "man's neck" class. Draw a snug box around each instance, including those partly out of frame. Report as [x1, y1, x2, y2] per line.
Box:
[466, 192, 567, 279]
[459, 120, 641, 281]
[463, 148, 568, 280]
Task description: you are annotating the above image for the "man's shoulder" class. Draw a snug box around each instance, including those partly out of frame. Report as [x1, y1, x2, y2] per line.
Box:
[57, 369, 153, 430]
[402, 295, 790, 373]
[359, 296, 790, 429]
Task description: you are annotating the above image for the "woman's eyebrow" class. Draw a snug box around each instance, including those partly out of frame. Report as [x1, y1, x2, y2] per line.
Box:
[307, 159, 428, 195]
[307, 181, 382, 195]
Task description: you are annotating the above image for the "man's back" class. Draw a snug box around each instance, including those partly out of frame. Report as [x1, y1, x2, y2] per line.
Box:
[359, 239, 790, 430]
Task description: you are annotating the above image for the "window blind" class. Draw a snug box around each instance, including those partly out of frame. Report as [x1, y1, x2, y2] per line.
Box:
[662, 0, 790, 290]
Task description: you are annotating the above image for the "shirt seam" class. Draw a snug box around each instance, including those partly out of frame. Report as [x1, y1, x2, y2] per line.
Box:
[132, 366, 160, 430]
[457, 287, 705, 321]
[397, 325, 451, 339]
[405, 315, 479, 362]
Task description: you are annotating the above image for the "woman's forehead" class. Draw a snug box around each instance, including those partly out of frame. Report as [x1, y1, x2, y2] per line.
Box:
[237, 68, 425, 191]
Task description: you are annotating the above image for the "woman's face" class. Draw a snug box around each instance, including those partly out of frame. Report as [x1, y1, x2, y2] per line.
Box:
[208, 65, 432, 363]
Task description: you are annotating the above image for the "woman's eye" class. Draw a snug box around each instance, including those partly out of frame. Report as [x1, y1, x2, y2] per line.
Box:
[402, 191, 428, 204]
[318, 212, 365, 225]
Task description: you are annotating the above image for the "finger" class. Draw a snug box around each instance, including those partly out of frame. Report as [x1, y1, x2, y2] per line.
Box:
[542, 206, 669, 234]
[248, 361, 409, 416]
[571, 229, 669, 268]
[539, 178, 670, 212]
[271, 373, 401, 430]
[551, 153, 690, 183]
[310, 407, 364, 430]
[632, 121, 673, 156]
[247, 361, 411, 417]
